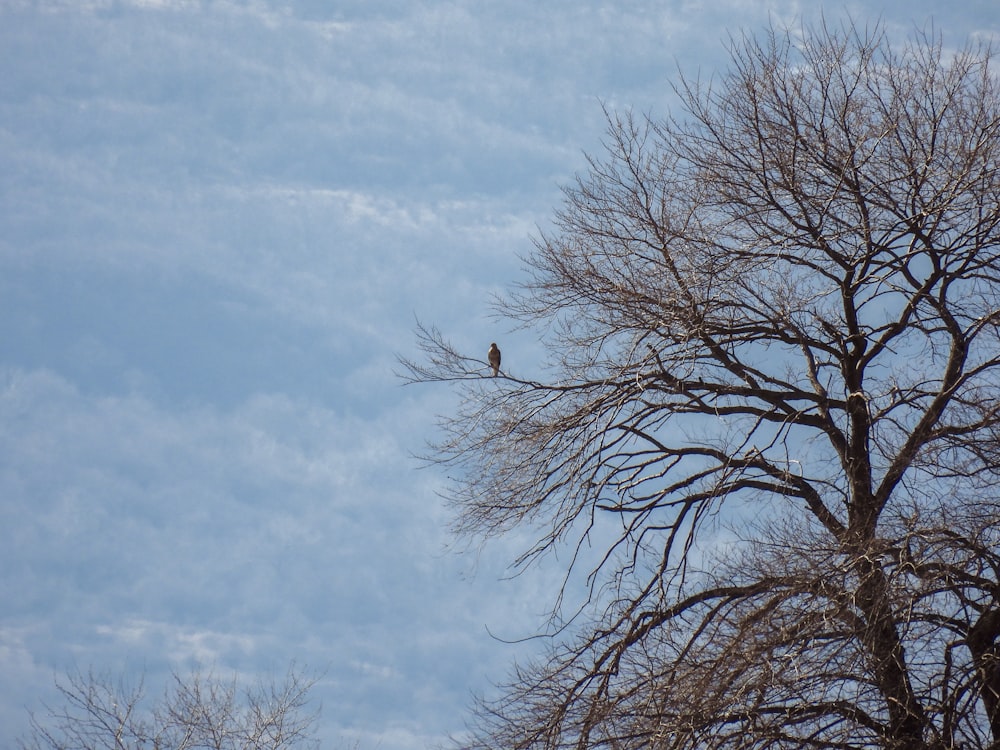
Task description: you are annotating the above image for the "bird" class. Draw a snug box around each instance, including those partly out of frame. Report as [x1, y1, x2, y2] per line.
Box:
[488, 342, 501, 377]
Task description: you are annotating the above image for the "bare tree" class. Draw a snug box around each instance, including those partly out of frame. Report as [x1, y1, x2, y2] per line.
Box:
[402, 18, 1000, 750]
[19, 666, 320, 750]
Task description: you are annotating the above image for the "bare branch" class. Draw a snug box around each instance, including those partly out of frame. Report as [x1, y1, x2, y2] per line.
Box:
[408, 16, 1000, 750]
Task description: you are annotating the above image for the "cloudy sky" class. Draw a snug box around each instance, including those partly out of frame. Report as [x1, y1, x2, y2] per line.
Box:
[1, 1, 997, 748]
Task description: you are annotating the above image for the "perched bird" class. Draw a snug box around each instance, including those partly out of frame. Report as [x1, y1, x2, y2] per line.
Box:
[488, 342, 501, 377]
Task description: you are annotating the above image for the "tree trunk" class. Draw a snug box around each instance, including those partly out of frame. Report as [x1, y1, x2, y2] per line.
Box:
[853, 554, 928, 749]
[968, 609, 1000, 745]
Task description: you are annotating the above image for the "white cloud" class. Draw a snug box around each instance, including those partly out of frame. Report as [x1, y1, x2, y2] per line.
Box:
[4, 1, 997, 748]
[0, 366, 552, 745]
[95, 620, 259, 664]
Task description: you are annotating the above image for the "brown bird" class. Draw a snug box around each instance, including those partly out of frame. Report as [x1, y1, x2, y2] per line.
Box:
[488, 342, 501, 377]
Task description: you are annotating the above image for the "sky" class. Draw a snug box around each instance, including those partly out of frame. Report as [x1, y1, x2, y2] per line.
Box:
[1, 1, 998, 749]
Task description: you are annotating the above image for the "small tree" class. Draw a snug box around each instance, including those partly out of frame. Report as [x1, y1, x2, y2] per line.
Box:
[403, 18, 1000, 750]
[20, 666, 319, 750]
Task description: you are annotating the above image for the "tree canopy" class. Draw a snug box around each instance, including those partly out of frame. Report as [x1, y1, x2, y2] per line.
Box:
[20, 666, 319, 750]
[404, 19, 1000, 750]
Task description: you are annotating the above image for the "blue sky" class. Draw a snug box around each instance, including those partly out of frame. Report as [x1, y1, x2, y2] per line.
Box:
[1, 2, 997, 748]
